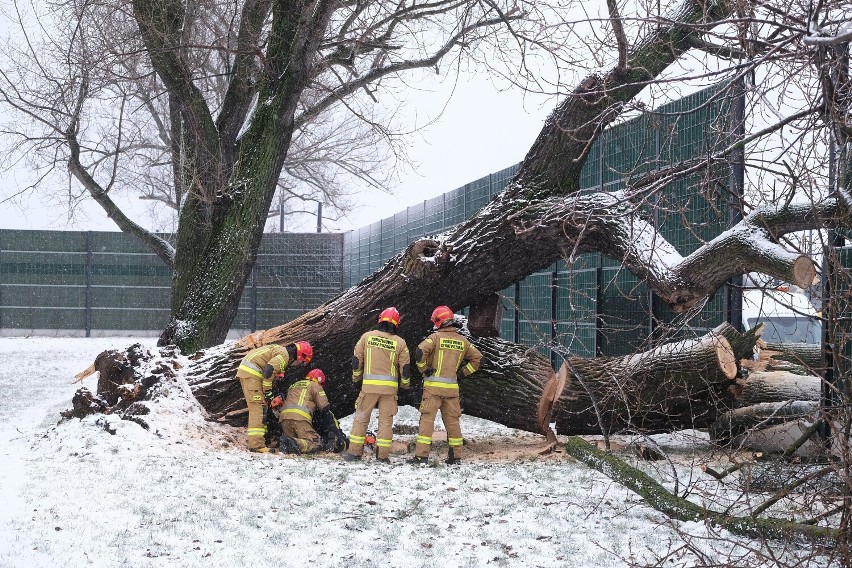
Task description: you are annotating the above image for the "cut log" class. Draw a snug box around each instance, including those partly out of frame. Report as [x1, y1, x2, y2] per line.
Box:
[709, 400, 819, 444]
[542, 330, 741, 435]
[732, 371, 821, 406]
[762, 342, 824, 373]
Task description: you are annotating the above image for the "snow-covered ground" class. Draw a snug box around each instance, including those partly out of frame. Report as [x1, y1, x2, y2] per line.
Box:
[0, 337, 830, 567]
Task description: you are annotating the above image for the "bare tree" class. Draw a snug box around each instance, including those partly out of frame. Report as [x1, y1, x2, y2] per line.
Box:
[0, 0, 551, 351]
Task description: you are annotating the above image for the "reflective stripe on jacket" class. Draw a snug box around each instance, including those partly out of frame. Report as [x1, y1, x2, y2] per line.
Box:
[236, 345, 290, 392]
[416, 328, 482, 394]
[353, 330, 410, 394]
[280, 379, 328, 422]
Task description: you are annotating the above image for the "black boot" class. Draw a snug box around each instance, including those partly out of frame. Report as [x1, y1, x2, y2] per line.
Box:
[445, 447, 460, 465]
[278, 435, 302, 454]
[408, 456, 428, 465]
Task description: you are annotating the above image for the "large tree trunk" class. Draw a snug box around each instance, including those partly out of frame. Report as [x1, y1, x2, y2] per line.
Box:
[132, 0, 339, 353]
[187, 321, 755, 437]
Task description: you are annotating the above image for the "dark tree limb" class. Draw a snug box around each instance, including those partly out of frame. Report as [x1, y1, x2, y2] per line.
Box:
[564, 436, 839, 545]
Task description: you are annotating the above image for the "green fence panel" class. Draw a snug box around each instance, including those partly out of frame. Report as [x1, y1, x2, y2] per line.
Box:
[407, 202, 425, 243]
[424, 195, 445, 236]
[3, 307, 86, 330]
[466, 177, 491, 216]
[554, 322, 596, 358]
[2, 230, 342, 333]
[444, 187, 466, 227]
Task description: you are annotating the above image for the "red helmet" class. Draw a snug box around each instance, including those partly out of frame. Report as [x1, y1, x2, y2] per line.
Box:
[306, 368, 326, 386]
[294, 341, 313, 363]
[431, 305, 454, 328]
[378, 307, 400, 327]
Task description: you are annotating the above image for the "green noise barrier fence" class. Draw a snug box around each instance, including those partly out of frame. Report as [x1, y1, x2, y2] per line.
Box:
[0, 231, 343, 337]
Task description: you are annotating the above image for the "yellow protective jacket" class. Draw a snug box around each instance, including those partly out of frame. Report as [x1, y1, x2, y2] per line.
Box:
[416, 327, 482, 395]
[236, 345, 290, 394]
[352, 329, 411, 394]
[279, 379, 329, 422]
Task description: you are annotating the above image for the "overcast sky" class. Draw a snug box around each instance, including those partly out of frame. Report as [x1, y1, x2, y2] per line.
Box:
[0, 70, 555, 235]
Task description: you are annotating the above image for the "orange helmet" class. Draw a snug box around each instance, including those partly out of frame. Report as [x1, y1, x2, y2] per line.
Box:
[306, 368, 326, 386]
[378, 307, 400, 327]
[431, 305, 454, 328]
[294, 341, 313, 363]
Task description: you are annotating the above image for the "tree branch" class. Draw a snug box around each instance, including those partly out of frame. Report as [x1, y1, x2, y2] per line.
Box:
[565, 436, 839, 545]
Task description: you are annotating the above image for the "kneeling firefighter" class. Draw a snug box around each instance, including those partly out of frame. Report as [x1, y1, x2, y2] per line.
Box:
[271, 369, 345, 454]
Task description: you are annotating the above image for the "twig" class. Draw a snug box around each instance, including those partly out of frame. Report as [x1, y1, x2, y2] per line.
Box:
[751, 465, 835, 517]
[384, 498, 422, 520]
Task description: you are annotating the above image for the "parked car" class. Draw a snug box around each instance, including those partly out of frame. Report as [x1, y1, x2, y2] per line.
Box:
[741, 288, 821, 344]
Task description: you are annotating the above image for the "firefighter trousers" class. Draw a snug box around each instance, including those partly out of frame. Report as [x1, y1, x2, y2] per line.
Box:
[280, 419, 321, 453]
[347, 392, 397, 459]
[414, 391, 463, 458]
[238, 375, 267, 450]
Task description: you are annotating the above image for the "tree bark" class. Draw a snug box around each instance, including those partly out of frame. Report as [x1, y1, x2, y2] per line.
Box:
[187, 322, 754, 437]
[733, 371, 821, 406]
[709, 400, 820, 443]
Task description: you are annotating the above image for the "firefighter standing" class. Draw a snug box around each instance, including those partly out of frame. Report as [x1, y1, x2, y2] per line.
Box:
[410, 306, 482, 465]
[272, 368, 334, 454]
[343, 307, 411, 463]
[236, 341, 313, 453]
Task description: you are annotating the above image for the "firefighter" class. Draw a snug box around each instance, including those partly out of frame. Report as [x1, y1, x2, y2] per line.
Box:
[409, 306, 482, 465]
[343, 307, 411, 463]
[272, 368, 334, 454]
[236, 341, 313, 453]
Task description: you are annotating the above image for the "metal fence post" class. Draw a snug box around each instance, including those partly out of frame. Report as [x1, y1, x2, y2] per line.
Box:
[250, 268, 257, 332]
[822, 40, 848, 439]
[726, 78, 746, 331]
[85, 231, 93, 337]
[595, 266, 603, 357]
[551, 266, 558, 368]
[513, 282, 520, 343]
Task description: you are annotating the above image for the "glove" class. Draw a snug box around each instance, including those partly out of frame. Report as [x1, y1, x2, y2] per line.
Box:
[457, 369, 466, 381]
[424, 368, 436, 377]
[270, 396, 284, 410]
[264, 390, 274, 400]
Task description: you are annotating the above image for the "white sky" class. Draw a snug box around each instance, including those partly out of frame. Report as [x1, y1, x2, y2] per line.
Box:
[0, 71, 554, 235]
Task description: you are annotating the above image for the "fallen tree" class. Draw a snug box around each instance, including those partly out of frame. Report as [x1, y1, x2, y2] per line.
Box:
[159, 0, 844, 436]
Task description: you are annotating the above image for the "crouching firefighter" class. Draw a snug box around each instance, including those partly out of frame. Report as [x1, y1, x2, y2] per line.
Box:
[344, 307, 411, 463]
[236, 341, 312, 453]
[410, 306, 482, 465]
[271, 368, 342, 454]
